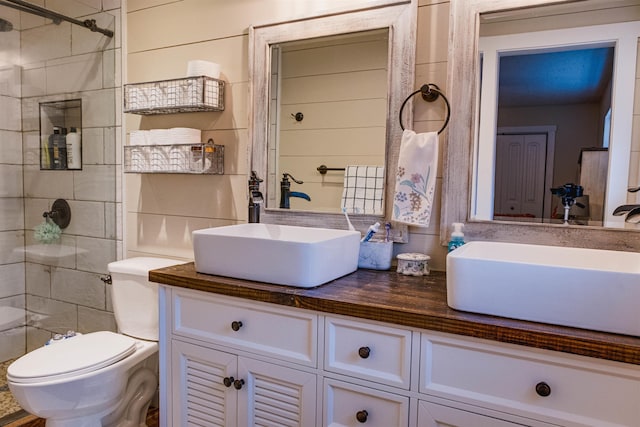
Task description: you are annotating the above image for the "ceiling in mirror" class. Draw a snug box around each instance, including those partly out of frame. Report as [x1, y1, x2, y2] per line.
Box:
[497, 47, 614, 107]
[268, 29, 388, 213]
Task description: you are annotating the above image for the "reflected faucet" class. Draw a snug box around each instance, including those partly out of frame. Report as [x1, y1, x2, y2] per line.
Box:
[280, 173, 311, 209]
[248, 171, 263, 223]
[613, 186, 640, 223]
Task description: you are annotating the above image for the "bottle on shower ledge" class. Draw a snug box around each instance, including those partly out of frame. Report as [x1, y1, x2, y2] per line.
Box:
[66, 127, 81, 169]
[49, 127, 67, 170]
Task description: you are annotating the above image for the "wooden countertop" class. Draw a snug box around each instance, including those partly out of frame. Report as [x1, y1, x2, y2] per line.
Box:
[150, 262, 640, 365]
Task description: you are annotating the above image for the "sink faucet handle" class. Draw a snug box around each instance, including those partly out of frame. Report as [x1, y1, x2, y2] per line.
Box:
[249, 170, 263, 186]
[282, 172, 303, 184]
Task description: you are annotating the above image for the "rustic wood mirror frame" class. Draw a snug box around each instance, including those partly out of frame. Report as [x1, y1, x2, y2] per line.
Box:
[442, 0, 640, 251]
[248, 1, 417, 241]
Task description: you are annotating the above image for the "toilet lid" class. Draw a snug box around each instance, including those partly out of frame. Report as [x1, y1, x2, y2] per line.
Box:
[7, 331, 137, 384]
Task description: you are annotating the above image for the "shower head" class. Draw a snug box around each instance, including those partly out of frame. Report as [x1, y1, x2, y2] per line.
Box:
[0, 18, 13, 32]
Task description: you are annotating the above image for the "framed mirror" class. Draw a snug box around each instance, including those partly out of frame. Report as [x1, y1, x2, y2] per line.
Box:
[249, 1, 417, 241]
[442, 0, 640, 250]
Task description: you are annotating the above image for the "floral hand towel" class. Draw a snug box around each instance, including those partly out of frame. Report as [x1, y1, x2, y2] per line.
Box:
[392, 130, 438, 226]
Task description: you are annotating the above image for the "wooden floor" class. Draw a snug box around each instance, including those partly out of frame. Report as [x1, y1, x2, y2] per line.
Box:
[0, 407, 159, 427]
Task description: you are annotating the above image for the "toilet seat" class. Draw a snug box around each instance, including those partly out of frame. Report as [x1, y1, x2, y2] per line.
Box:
[8, 331, 137, 384]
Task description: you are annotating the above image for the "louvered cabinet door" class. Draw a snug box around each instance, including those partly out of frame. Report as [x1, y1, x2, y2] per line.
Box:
[172, 340, 238, 427]
[237, 356, 318, 427]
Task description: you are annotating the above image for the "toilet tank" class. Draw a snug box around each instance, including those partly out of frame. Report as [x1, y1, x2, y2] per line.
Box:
[108, 257, 182, 341]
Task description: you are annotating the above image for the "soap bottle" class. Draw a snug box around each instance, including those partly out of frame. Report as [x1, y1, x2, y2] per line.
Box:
[59, 127, 68, 169]
[447, 222, 465, 252]
[49, 127, 62, 169]
[66, 127, 81, 169]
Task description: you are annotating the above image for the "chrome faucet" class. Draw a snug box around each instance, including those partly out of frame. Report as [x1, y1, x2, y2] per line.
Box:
[248, 171, 263, 223]
[279, 173, 310, 209]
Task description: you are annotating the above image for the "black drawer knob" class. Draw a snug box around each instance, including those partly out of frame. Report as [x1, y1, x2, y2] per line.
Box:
[535, 381, 551, 397]
[356, 410, 368, 423]
[231, 321, 243, 331]
[223, 376, 234, 387]
[358, 346, 371, 359]
[233, 379, 245, 390]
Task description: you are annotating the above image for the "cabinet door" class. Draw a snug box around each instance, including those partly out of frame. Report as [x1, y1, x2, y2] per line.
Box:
[324, 378, 409, 427]
[418, 400, 529, 426]
[237, 356, 317, 427]
[171, 340, 237, 427]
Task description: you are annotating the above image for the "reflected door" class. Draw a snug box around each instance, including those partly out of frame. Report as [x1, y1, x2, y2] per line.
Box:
[494, 134, 547, 220]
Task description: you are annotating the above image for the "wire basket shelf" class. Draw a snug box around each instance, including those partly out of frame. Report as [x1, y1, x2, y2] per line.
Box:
[124, 141, 224, 174]
[124, 76, 224, 114]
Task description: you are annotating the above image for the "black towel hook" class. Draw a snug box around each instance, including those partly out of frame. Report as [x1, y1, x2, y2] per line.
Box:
[399, 83, 450, 134]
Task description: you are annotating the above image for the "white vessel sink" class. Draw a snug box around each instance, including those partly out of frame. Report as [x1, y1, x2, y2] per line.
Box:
[447, 241, 640, 336]
[193, 224, 361, 287]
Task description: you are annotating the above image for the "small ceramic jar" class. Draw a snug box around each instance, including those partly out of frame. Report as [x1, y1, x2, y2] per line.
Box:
[396, 252, 430, 276]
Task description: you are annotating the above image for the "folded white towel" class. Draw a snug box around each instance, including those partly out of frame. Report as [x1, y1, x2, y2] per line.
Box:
[341, 165, 385, 215]
[392, 130, 438, 227]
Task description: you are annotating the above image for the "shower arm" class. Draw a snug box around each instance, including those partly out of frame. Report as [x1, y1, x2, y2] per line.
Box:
[0, 0, 114, 37]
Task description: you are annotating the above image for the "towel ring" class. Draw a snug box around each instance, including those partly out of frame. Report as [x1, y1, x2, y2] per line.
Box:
[399, 83, 450, 134]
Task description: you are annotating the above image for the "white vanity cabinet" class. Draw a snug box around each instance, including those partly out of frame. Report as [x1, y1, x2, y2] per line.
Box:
[324, 378, 409, 426]
[323, 316, 413, 426]
[418, 397, 555, 426]
[419, 332, 640, 427]
[170, 339, 317, 426]
[160, 285, 640, 427]
[324, 316, 412, 389]
[162, 288, 319, 427]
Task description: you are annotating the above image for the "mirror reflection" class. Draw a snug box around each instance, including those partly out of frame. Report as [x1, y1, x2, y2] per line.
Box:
[267, 30, 389, 213]
[491, 46, 613, 225]
[474, 2, 640, 227]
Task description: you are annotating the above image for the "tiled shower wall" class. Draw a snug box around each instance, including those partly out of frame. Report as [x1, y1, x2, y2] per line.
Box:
[0, 37, 26, 360]
[0, 3, 25, 361]
[0, 1, 122, 359]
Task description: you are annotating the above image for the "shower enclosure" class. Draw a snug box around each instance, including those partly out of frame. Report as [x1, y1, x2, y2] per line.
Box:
[0, 1, 121, 368]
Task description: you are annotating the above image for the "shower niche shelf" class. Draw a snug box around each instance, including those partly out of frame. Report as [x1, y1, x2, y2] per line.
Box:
[124, 141, 224, 175]
[39, 99, 82, 171]
[124, 76, 225, 115]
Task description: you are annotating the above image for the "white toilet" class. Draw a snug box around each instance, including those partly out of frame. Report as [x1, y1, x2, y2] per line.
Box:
[7, 257, 181, 427]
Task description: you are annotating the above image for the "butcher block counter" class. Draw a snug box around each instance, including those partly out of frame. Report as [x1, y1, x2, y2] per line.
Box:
[150, 262, 640, 365]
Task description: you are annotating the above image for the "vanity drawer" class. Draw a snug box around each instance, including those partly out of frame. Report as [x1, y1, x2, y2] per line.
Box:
[420, 332, 640, 426]
[171, 288, 317, 366]
[324, 378, 409, 427]
[325, 316, 412, 389]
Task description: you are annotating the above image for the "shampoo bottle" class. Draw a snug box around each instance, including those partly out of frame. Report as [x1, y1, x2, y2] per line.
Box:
[447, 222, 465, 252]
[59, 128, 68, 169]
[66, 127, 81, 169]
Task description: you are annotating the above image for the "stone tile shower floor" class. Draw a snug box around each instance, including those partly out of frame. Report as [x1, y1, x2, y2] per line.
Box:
[0, 359, 23, 425]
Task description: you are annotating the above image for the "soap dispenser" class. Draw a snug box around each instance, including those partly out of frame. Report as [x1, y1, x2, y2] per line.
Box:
[448, 222, 465, 252]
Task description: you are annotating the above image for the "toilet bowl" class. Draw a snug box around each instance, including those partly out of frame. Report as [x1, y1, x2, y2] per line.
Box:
[7, 257, 181, 427]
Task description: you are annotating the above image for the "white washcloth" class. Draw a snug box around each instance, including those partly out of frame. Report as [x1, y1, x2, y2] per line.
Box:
[392, 130, 438, 226]
[341, 165, 385, 215]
